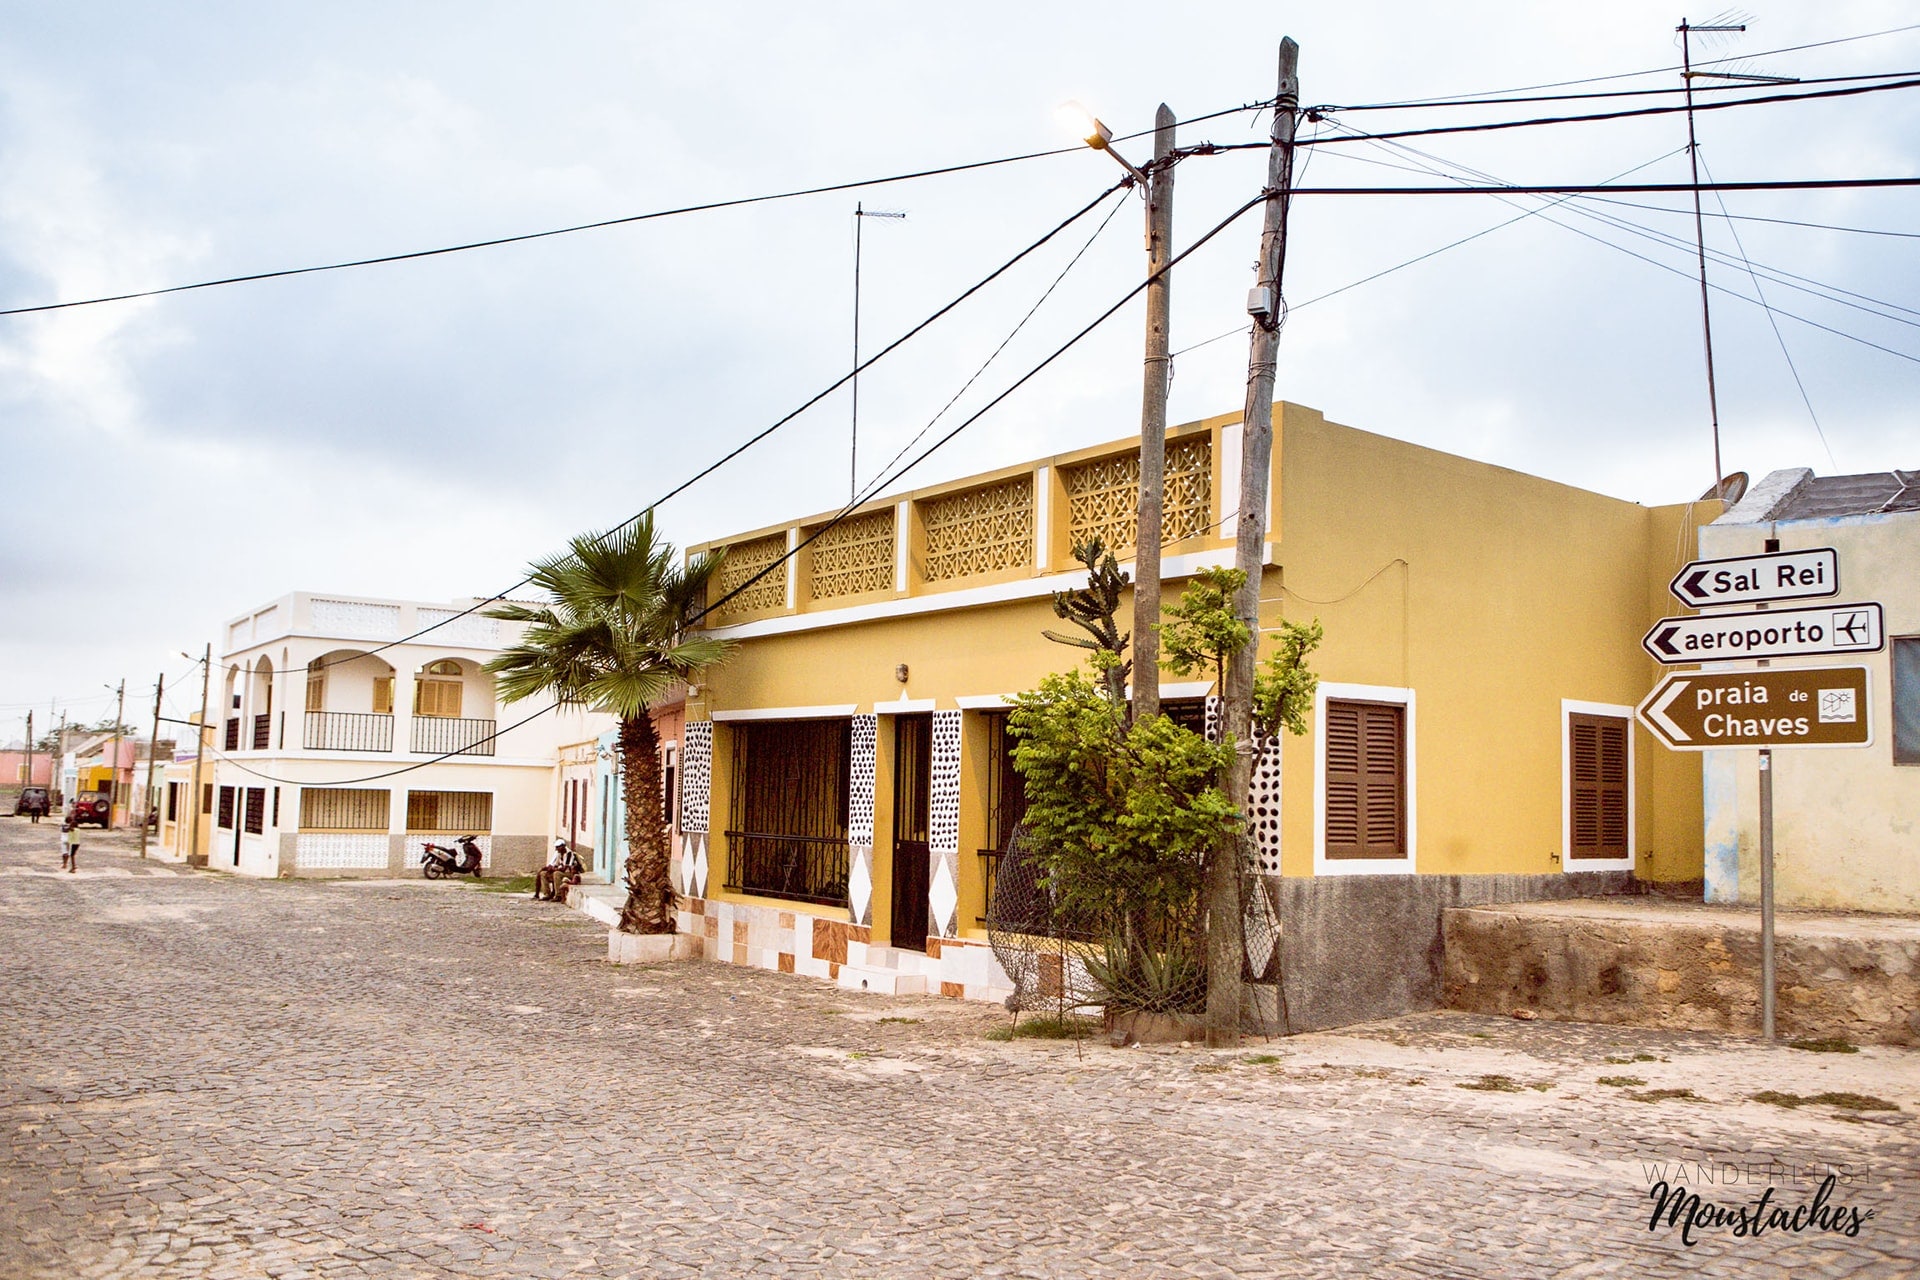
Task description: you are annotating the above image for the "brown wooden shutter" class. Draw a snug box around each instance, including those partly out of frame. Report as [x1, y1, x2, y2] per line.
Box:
[1569, 713, 1628, 859]
[1326, 699, 1405, 859]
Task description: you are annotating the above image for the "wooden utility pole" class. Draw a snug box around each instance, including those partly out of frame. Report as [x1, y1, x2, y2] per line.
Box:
[108, 679, 126, 828]
[54, 711, 67, 805]
[1130, 104, 1178, 724]
[138, 674, 163, 859]
[1208, 38, 1300, 1047]
[186, 645, 211, 867]
[23, 710, 32, 793]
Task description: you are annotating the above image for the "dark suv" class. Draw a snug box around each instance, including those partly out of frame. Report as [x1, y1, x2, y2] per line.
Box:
[70, 794, 112, 828]
[13, 786, 50, 820]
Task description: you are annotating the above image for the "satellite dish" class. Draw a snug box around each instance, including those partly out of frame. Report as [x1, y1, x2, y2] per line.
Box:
[1699, 471, 1748, 505]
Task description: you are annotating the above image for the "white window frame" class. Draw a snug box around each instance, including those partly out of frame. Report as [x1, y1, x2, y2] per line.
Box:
[1312, 681, 1416, 877]
[1560, 699, 1636, 873]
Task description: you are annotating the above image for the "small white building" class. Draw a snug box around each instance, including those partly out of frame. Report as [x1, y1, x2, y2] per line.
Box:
[1700, 468, 1920, 912]
[209, 591, 605, 878]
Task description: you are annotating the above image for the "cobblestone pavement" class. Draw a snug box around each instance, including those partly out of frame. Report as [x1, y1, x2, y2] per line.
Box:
[3, 819, 1917, 1279]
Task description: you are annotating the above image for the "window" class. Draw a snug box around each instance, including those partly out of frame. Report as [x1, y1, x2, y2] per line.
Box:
[305, 660, 325, 713]
[414, 660, 464, 719]
[406, 789, 493, 832]
[243, 787, 266, 835]
[202, 783, 214, 815]
[664, 745, 678, 828]
[1568, 713, 1629, 860]
[372, 675, 394, 715]
[725, 719, 851, 905]
[165, 783, 179, 822]
[217, 785, 235, 829]
[1324, 699, 1405, 860]
[299, 788, 390, 831]
[271, 787, 281, 826]
[1896, 637, 1920, 766]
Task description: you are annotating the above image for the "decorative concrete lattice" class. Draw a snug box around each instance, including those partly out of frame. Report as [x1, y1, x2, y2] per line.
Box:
[809, 509, 895, 600]
[1249, 728, 1282, 875]
[402, 835, 491, 869]
[922, 476, 1033, 581]
[310, 598, 402, 640]
[1061, 438, 1212, 556]
[848, 716, 877, 845]
[848, 714, 878, 926]
[709, 534, 788, 622]
[928, 710, 963, 937]
[679, 721, 712, 835]
[293, 834, 388, 870]
[415, 608, 499, 647]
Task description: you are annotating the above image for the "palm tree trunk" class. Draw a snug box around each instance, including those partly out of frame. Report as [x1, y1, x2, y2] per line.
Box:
[615, 711, 676, 934]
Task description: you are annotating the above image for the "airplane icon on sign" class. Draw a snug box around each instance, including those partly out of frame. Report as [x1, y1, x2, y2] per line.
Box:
[1833, 611, 1874, 646]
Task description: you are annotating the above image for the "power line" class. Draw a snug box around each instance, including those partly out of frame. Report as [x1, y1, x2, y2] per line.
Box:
[1333, 21, 1920, 109]
[1284, 177, 1920, 196]
[242, 176, 1132, 679]
[1288, 76, 1920, 148]
[1320, 68, 1920, 113]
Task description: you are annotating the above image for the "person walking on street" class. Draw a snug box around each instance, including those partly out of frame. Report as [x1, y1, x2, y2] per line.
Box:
[60, 818, 78, 873]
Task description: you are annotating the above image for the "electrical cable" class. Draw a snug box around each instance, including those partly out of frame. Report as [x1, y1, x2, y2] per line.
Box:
[1330, 22, 1920, 110]
[1698, 152, 1840, 471]
[1283, 76, 1920, 148]
[1322, 68, 1920, 113]
[0, 103, 1266, 322]
[201, 184, 1269, 787]
[242, 176, 1131, 681]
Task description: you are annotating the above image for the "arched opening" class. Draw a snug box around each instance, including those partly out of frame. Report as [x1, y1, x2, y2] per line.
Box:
[303, 650, 400, 751]
[409, 658, 498, 757]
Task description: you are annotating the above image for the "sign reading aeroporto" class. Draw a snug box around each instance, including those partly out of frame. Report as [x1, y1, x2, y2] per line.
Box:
[1642, 602, 1884, 664]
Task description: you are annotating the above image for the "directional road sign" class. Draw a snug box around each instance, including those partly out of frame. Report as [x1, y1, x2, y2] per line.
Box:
[1638, 666, 1871, 751]
[1669, 547, 1840, 609]
[1641, 601, 1883, 664]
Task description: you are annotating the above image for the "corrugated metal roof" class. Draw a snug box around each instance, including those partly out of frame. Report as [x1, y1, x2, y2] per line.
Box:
[1772, 469, 1919, 519]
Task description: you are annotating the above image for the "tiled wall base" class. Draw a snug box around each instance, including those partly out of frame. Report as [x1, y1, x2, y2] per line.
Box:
[674, 896, 1016, 1006]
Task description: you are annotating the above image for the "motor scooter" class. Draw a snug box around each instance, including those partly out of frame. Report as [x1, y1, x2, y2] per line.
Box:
[421, 835, 484, 878]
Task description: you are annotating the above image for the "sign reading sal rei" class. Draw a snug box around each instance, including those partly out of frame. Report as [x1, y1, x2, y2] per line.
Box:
[1668, 547, 1839, 608]
[1636, 667, 1872, 751]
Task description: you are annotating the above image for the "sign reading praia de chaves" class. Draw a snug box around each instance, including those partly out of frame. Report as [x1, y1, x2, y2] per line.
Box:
[1637, 667, 1872, 751]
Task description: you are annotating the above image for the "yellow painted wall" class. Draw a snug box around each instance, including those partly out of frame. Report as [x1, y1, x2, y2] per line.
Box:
[687, 401, 1709, 918]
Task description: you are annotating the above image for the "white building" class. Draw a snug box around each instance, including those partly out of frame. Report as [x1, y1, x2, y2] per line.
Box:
[209, 591, 606, 878]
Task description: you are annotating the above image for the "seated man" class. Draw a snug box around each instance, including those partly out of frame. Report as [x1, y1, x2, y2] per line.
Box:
[534, 839, 584, 902]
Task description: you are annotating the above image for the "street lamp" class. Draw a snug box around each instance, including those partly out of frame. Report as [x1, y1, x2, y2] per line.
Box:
[1061, 99, 1177, 719]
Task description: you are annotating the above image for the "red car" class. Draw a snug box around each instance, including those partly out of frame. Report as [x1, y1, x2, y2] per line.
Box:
[69, 794, 112, 828]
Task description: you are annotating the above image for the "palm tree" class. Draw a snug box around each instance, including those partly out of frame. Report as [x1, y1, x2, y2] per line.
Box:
[486, 515, 731, 934]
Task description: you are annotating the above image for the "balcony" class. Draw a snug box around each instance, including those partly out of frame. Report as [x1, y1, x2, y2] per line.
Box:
[410, 716, 497, 757]
[304, 712, 395, 752]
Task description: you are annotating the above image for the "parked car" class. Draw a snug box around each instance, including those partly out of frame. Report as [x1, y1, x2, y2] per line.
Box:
[13, 786, 50, 819]
[69, 793, 112, 828]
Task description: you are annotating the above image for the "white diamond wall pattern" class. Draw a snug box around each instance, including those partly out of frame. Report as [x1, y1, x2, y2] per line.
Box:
[681, 833, 709, 898]
[293, 834, 388, 870]
[848, 714, 877, 926]
[928, 710, 962, 937]
[680, 721, 712, 835]
[310, 599, 402, 640]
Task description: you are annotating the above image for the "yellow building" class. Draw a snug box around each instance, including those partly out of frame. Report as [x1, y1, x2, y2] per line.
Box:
[672, 403, 1716, 1027]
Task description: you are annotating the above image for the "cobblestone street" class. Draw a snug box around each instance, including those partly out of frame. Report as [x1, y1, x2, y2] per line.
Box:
[3, 818, 1916, 1279]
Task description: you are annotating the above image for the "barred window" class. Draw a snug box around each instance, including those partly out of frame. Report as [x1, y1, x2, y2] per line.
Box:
[243, 787, 266, 835]
[406, 789, 493, 833]
[217, 785, 235, 829]
[300, 788, 390, 831]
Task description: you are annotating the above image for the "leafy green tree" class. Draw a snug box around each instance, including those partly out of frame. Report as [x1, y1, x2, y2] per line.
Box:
[1159, 565, 1322, 739]
[486, 515, 732, 934]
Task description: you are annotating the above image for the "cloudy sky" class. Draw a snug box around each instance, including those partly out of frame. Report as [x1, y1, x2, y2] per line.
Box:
[2, 1, 1916, 733]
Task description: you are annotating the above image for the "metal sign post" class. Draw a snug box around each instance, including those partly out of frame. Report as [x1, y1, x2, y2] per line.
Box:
[1758, 749, 1775, 1041]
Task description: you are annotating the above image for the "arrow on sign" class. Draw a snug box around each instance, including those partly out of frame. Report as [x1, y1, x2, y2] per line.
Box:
[1644, 679, 1688, 742]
